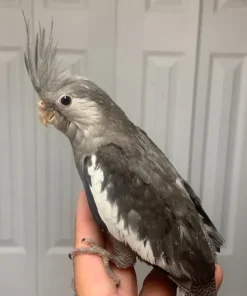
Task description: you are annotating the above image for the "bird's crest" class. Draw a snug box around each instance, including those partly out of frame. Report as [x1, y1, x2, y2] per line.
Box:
[23, 12, 69, 98]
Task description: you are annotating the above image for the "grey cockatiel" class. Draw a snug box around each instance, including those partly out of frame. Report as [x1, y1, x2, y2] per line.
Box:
[23, 17, 224, 296]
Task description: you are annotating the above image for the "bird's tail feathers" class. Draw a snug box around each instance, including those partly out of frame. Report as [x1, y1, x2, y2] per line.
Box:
[178, 278, 217, 296]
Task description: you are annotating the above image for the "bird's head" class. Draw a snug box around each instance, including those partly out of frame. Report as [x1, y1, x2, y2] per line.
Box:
[23, 17, 125, 142]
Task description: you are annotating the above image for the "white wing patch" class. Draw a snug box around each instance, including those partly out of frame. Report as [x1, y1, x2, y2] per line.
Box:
[87, 154, 156, 264]
[176, 178, 184, 189]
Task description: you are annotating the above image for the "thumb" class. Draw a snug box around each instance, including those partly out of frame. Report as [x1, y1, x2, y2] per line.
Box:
[73, 190, 116, 296]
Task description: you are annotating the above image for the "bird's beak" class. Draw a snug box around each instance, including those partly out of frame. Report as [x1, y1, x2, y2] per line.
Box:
[38, 100, 55, 127]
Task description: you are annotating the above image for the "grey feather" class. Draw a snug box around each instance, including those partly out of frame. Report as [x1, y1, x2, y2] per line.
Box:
[82, 143, 218, 296]
[23, 12, 69, 99]
[182, 180, 224, 253]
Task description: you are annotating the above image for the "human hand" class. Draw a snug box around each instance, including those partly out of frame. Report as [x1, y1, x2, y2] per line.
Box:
[72, 190, 223, 296]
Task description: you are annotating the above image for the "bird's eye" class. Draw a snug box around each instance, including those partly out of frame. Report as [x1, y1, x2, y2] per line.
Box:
[60, 95, 72, 106]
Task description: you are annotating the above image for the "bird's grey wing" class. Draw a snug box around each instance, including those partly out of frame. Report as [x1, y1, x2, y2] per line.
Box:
[181, 180, 224, 252]
[83, 143, 215, 291]
[127, 127, 224, 252]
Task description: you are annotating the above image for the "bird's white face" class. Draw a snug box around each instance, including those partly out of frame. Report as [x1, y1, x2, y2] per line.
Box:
[37, 89, 103, 137]
[37, 92, 73, 128]
[36, 91, 76, 132]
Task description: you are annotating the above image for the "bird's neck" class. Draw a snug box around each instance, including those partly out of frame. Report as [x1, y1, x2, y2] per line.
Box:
[66, 117, 137, 167]
[67, 122, 104, 158]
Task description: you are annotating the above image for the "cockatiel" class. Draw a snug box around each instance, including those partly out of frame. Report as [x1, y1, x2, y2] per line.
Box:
[23, 17, 224, 296]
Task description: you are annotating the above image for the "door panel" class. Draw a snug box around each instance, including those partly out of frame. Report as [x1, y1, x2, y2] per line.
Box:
[0, 3, 36, 295]
[33, 1, 116, 295]
[115, 0, 200, 287]
[190, 1, 247, 294]
[115, 0, 200, 180]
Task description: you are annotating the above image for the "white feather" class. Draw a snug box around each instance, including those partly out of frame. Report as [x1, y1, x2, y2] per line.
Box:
[176, 178, 184, 191]
[87, 155, 156, 264]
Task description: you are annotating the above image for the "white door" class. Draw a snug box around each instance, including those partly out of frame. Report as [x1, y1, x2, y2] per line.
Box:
[190, 1, 247, 295]
[33, 1, 116, 295]
[0, 2, 37, 296]
[114, 0, 200, 286]
[115, 0, 200, 181]
[0, 1, 246, 295]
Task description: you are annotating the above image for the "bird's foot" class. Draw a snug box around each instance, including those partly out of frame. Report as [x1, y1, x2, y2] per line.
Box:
[69, 238, 120, 286]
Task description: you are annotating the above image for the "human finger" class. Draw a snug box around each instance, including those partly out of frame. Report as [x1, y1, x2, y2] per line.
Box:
[73, 190, 117, 296]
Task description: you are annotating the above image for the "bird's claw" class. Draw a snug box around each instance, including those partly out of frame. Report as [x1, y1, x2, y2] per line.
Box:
[80, 237, 96, 246]
[68, 237, 120, 286]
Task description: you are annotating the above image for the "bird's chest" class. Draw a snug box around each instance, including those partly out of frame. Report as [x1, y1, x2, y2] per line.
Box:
[88, 168, 126, 243]
[86, 158, 156, 264]
[72, 149, 123, 237]
[86, 159, 126, 242]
